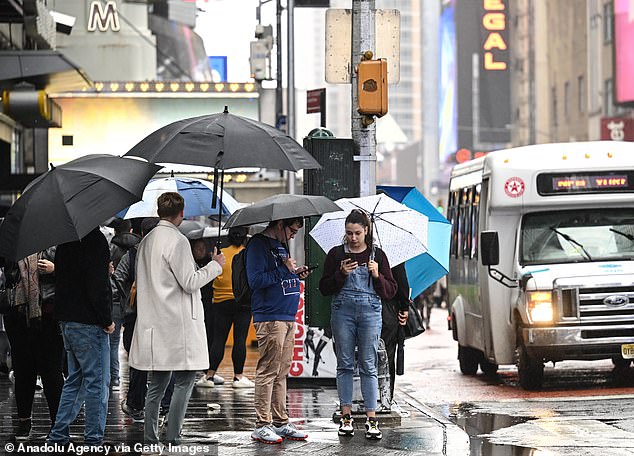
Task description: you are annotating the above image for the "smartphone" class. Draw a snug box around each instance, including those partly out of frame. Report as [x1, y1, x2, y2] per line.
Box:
[297, 265, 318, 274]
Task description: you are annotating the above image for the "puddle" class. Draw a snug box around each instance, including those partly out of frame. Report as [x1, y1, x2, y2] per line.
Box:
[449, 403, 540, 456]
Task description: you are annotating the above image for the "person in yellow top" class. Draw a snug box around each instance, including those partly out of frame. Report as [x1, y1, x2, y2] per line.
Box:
[195, 227, 255, 388]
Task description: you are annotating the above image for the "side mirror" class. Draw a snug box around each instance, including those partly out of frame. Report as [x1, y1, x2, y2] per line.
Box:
[481, 231, 500, 266]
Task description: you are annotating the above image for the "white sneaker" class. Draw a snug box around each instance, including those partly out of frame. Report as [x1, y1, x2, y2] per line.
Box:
[9, 370, 14, 384]
[211, 374, 225, 385]
[273, 422, 308, 440]
[195, 375, 214, 388]
[365, 418, 382, 440]
[232, 376, 255, 388]
[251, 425, 282, 444]
[338, 414, 354, 436]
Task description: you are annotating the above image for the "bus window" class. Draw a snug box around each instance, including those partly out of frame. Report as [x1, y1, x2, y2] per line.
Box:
[520, 208, 634, 265]
[449, 190, 460, 257]
[470, 184, 481, 259]
[461, 187, 472, 257]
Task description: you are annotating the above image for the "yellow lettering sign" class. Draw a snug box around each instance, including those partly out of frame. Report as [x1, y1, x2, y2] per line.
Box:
[483, 13, 505, 30]
[484, 0, 505, 10]
[483, 32, 507, 50]
[484, 52, 507, 70]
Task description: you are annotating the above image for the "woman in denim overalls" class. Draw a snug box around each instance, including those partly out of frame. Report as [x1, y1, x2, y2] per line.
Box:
[319, 210, 397, 440]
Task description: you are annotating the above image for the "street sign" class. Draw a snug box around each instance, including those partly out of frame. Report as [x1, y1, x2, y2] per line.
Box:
[325, 8, 400, 84]
[306, 88, 325, 114]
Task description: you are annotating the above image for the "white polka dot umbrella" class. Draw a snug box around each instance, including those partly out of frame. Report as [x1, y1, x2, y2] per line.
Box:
[309, 194, 429, 267]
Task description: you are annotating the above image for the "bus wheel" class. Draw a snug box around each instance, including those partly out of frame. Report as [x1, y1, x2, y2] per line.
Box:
[517, 344, 544, 390]
[480, 359, 498, 376]
[458, 345, 479, 375]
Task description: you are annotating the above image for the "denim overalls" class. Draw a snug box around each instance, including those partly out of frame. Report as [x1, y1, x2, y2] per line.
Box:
[330, 248, 382, 411]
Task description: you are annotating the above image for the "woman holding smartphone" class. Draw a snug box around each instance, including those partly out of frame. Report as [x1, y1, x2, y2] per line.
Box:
[318, 209, 397, 440]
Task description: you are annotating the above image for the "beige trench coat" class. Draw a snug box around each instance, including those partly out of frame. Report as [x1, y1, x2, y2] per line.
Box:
[129, 220, 222, 371]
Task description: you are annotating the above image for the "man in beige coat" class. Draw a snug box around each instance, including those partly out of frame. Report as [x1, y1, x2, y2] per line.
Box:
[129, 192, 225, 448]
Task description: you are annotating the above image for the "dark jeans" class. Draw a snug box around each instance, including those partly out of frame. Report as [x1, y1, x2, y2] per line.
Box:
[203, 301, 214, 370]
[3, 309, 64, 422]
[208, 299, 252, 375]
[127, 367, 173, 412]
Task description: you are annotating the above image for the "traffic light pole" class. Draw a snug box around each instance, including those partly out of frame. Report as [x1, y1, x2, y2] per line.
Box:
[287, 0, 296, 195]
[351, 0, 376, 198]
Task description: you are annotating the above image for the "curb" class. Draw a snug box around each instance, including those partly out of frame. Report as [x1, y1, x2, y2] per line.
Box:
[399, 390, 471, 456]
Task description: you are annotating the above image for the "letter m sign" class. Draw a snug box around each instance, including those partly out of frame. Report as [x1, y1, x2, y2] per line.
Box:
[88, 1, 121, 32]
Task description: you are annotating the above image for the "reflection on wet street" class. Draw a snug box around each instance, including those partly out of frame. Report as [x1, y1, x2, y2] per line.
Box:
[450, 404, 537, 456]
[0, 344, 466, 455]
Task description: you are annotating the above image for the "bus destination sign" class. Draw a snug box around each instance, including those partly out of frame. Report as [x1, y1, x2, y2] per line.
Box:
[537, 172, 634, 195]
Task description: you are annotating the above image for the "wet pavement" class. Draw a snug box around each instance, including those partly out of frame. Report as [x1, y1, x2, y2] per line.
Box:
[0, 343, 470, 455]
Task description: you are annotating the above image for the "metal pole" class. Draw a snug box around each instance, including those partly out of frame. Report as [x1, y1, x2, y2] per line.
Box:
[287, 0, 296, 195]
[351, 0, 376, 197]
[276, 0, 283, 129]
[472, 53, 480, 150]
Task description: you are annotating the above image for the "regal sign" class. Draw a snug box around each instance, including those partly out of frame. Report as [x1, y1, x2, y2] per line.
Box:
[482, 0, 507, 71]
[600, 117, 634, 142]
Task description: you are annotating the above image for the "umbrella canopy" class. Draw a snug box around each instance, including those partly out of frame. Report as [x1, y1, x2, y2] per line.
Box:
[123, 107, 322, 171]
[0, 155, 162, 261]
[309, 194, 429, 267]
[377, 185, 451, 299]
[223, 194, 341, 228]
[118, 176, 242, 219]
[177, 220, 229, 240]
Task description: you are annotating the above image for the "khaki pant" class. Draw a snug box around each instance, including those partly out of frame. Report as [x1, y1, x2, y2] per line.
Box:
[253, 320, 295, 427]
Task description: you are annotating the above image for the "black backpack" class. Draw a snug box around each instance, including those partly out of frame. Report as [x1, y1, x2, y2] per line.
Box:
[232, 234, 268, 309]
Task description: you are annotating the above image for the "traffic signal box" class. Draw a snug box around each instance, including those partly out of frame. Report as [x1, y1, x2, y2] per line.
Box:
[357, 59, 388, 117]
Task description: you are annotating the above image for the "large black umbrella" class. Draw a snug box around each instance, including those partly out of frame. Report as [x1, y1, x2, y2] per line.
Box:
[0, 155, 162, 261]
[123, 107, 321, 171]
[223, 194, 341, 229]
[123, 106, 322, 243]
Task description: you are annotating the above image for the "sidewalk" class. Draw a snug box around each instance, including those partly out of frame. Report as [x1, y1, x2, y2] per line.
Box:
[0, 326, 469, 455]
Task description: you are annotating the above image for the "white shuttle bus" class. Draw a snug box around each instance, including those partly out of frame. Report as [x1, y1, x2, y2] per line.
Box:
[447, 141, 634, 389]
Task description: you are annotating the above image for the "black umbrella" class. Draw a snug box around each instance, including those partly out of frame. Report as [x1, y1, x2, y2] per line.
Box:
[223, 194, 341, 229]
[123, 107, 322, 244]
[0, 155, 162, 261]
[123, 107, 321, 171]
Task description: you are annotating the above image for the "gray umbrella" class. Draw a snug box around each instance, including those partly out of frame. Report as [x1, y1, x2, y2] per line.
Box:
[0, 155, 161, 261]
[223, 194, 341, 228]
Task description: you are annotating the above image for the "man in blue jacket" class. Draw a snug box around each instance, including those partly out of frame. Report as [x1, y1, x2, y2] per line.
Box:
[247, 217, 310, 444]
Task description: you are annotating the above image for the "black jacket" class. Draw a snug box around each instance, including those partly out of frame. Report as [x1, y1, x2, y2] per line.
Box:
[55, 228, 113, 328]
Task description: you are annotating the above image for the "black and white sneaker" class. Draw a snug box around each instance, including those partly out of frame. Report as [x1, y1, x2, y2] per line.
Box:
[338, 414, 354, 436]
[365, 418, 382, 440]
[14, 419, 31, 441]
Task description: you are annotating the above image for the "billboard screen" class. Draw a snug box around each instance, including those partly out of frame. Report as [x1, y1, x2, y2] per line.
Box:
[439, 0, 457, 164]
[615, 0, 634, 103]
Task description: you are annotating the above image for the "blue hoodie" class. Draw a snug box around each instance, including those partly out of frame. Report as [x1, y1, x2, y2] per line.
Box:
[246, 234, 301, 322]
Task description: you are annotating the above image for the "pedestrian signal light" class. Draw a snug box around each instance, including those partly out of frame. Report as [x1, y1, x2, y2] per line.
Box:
[358, 59, 388, 117]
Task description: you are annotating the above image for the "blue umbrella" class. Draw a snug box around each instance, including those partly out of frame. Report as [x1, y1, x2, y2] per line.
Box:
[118, 176, 242, 219]
[377, 185, 451, 299]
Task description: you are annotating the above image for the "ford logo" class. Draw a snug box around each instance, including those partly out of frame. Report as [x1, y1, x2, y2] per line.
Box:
[603, 295, 630, 306]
